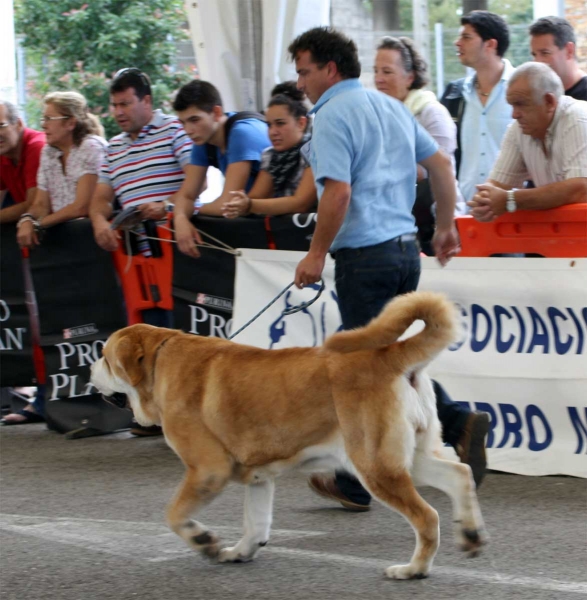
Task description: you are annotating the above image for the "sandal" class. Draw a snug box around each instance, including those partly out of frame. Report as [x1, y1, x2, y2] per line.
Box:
[0, 408, 45, 426]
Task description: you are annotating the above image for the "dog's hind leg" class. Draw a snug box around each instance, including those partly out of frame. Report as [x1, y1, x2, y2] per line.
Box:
[218, 479, 275, 563]
[166, 462, 231, 560]
[411, 454, 487, 555]
[359, 467, 440, 580]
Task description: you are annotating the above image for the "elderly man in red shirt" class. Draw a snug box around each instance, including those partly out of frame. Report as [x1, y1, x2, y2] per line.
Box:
[0, 100, 45, 223]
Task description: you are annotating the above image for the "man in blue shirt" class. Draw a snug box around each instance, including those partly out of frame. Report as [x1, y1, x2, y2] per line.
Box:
[172, 80, 270, 257]
[289, 27, 489, 510]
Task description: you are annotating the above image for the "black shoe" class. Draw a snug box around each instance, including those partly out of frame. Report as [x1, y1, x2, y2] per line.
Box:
[130, 422, 163, 437]
[455, 412, 490, 488]
[308, 475, 371, 512]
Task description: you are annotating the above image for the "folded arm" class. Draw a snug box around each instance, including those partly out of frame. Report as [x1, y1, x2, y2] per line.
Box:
[223, 168, 317, 217]
[469, 178, 587, 221]
[199, 161, 254, 217]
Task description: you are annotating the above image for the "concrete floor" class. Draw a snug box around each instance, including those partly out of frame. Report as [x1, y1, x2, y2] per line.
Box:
[1, 423, 586, 600]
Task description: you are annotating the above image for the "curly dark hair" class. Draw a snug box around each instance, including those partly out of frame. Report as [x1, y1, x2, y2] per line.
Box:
[529, 16, 576, 50]
[461, 10, 510, 58]
[377, 37, 429, 90]
[173, 80, 223, 113]
[288, 27, 361, 79]
[268, 81, 308, 119]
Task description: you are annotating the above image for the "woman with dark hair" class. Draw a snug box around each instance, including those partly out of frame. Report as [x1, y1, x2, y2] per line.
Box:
[375, 37, 465, 253]
[222, 82, 317, 217]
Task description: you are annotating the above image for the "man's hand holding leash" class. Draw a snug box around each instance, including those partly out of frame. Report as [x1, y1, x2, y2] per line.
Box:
[173, 191, 204, 258]
[294, 179, 350, 290]
[174, 212, 203, 258]
[295, 251, 326, 289]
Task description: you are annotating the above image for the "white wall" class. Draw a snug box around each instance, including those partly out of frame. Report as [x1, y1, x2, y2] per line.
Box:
[0, 0, 17, 104]
[533, 0, 565, 18]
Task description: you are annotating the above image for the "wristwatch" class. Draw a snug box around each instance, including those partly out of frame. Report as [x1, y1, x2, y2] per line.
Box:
[506, 188, 518, 213]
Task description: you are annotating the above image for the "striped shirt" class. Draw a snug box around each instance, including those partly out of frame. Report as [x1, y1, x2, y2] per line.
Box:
[490, 96, 587, 187]
[99, 110, 192, 207]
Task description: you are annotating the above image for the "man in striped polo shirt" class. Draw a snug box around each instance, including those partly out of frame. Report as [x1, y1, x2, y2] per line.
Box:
[469, 62, 587, 220]
[89, 69, 195, 436]
[90, 68, 195, 252]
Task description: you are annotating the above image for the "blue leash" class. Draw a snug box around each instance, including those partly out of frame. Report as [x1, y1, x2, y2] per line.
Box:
[228, 279, 326, 340]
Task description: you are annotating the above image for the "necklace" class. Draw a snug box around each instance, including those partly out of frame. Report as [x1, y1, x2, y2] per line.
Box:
[474, 77, 490, 97]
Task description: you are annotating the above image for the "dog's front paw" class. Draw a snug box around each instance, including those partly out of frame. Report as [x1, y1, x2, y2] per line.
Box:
[218, 545, 257, 564]
[385, 564, 428, 580]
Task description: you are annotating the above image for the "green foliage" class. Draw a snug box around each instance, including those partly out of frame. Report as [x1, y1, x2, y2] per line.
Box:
[364, 0, 534, 93]
[398, 0, 533, 30]
[15, 0, 195, 138]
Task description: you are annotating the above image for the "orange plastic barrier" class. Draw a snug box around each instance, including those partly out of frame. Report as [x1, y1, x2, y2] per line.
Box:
[456, 204, 587, 257]
[111, 221, 174, 325]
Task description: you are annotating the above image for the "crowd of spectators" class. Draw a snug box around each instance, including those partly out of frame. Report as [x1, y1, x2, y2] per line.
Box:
[1, 13, 585, 456]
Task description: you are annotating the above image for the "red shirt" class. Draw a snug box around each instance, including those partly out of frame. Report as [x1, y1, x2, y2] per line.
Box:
[0, 128, 46, 204]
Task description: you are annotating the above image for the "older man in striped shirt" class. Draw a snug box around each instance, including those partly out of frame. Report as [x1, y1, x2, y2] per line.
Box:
[469, 62, 587, 220]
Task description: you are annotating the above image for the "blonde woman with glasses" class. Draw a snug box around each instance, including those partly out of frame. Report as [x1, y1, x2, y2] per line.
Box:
[16, 91, 106, 249]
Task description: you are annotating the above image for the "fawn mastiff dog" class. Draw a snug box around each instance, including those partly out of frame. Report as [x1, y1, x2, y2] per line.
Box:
[91, 291, 486, 580]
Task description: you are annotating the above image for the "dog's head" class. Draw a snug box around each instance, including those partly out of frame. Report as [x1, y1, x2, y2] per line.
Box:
[91, 324, 178, 425]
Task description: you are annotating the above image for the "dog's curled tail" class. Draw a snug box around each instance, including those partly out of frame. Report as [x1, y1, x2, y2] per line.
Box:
[325, 291, 457, 365]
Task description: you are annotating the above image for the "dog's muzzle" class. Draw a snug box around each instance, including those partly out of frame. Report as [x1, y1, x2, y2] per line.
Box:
[102, 393, 130, 410]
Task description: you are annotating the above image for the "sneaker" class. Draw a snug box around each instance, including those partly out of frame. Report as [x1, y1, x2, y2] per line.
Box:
[308, 475, 371, 512]
[130, 422, 163, 437]
[455, 412, 490, 488]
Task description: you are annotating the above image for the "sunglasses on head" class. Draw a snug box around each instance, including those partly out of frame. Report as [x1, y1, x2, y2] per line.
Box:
[112, 67, 150, 88]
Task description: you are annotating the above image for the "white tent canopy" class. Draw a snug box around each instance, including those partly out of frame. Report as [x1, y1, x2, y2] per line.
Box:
[184, 0, 330, 111]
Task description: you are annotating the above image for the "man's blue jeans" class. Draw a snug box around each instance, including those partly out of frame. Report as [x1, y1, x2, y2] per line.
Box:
[333, 236, 421, 330]
[332, 236, 469, 505]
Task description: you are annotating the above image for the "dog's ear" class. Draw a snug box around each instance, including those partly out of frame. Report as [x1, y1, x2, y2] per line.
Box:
[116, 335, 145, 387]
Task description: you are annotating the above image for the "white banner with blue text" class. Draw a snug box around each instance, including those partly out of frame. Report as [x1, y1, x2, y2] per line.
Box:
[232, 250, 587, 478]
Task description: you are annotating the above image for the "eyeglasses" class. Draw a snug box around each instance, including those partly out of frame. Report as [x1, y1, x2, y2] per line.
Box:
[40, 116, 70, 123]
[112, 67, 151, 89]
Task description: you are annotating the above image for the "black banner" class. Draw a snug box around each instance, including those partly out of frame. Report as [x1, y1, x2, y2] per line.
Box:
[173, 215, 269, 338]
[265, 213, 317, 251]
[29, 219, 132, 434]
[2, 213, 318, 430]
[172, 214, 316, 337]
[0, 224, 36, 386]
